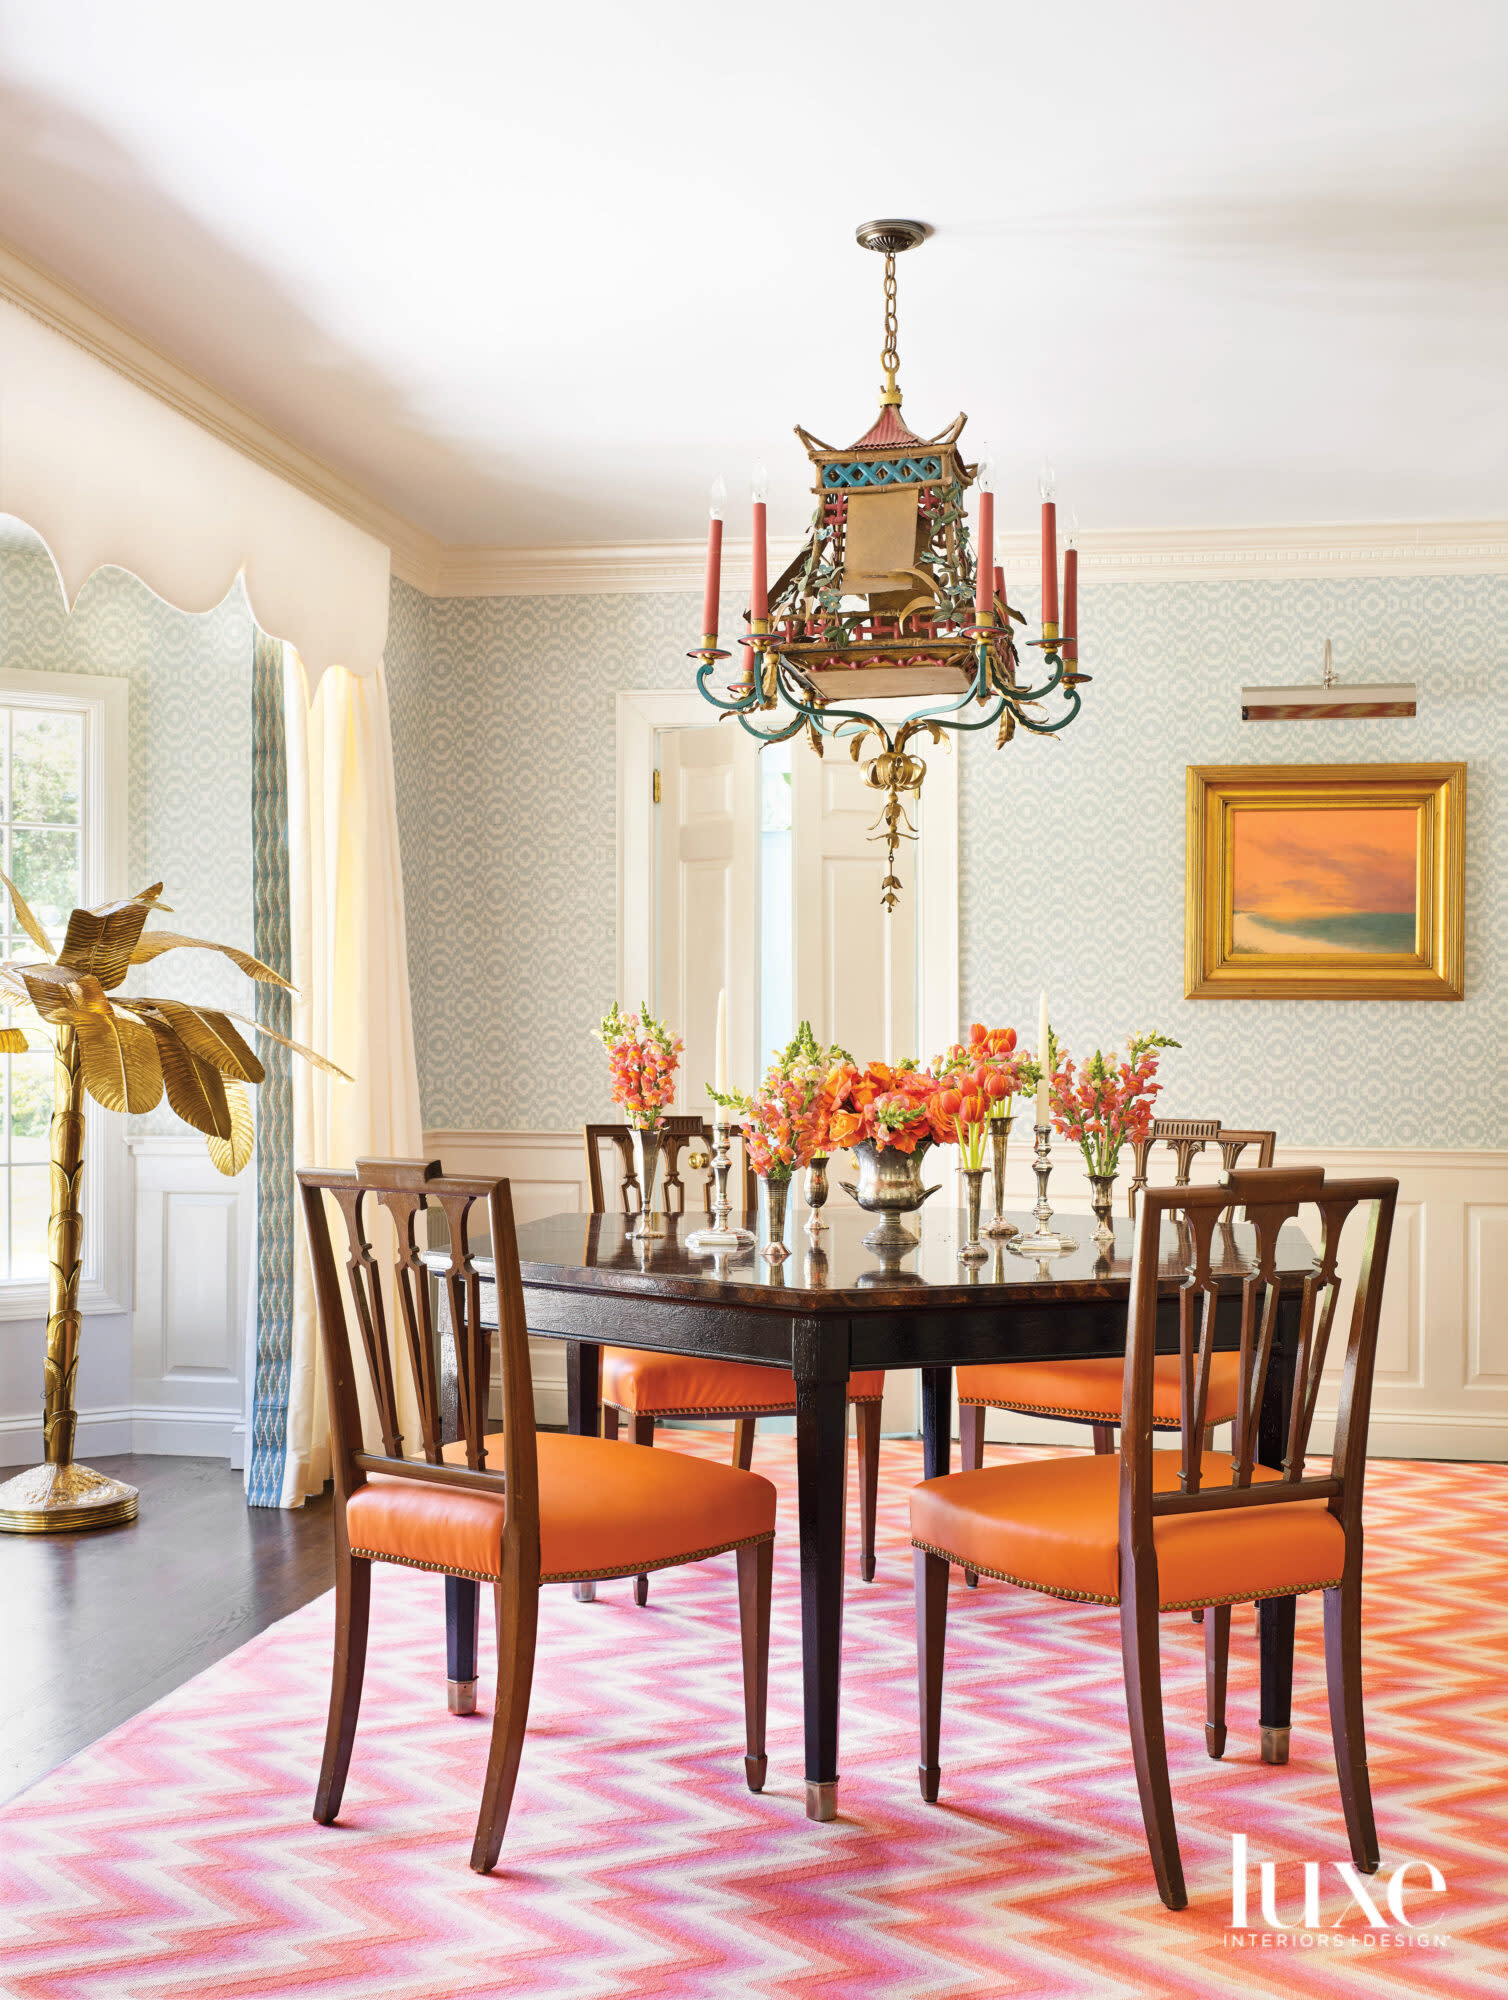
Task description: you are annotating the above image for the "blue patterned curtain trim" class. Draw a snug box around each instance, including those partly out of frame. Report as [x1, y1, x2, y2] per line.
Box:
[246, 629, 295, 1506]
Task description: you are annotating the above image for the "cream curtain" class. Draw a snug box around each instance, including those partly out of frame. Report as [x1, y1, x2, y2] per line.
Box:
[277, 648, 426, 1507]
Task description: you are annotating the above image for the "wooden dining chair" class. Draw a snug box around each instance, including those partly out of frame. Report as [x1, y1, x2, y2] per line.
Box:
[299, 1157, 777, 1874]
[583, 1114, 752, 1215]
[584, 1120, 886, 1600]
[911, 1165, 1398, 1910]
[957, 1121, 1280, 1472]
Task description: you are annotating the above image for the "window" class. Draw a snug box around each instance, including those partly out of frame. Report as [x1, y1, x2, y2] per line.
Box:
[0, 670, 129, 1311]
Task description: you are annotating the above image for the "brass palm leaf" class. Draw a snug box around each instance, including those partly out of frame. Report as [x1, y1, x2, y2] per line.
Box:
[224, 1010, 353, 1081]
[56, 885, 166, 991]
[20, 965, 107, 1022]
[0, 1027, 28, 1054]
[142, 1021, 232, 1140]
[128, 932, 293, 989]
[70, 1008, 164, 1116]
[206, 1080, 255, 1177]
[0, 872, 55, 957]
[116, 998, 264, 1083]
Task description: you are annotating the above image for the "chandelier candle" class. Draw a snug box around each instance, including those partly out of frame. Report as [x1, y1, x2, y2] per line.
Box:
[702, 476, 725, 645]
[1063, 542, 1078, 668]
[974, 485, 994, 624]
[1040, 467, 1059, 638]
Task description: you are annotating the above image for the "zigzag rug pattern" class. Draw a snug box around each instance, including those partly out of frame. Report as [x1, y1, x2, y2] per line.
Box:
[1, 1438, 1503, 1998]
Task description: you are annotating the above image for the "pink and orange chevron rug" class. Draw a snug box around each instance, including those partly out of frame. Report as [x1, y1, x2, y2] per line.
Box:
[1, 1436, 1504, 1999]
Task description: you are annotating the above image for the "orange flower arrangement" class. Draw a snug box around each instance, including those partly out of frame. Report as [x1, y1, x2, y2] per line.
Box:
[933, 1023, 1031, 1170]
[826, 1059, 951, 1155]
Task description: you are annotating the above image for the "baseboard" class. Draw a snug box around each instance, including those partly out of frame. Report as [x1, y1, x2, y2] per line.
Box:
[0, 1406, 133, 1466]
[0, 1404, 243, 1466]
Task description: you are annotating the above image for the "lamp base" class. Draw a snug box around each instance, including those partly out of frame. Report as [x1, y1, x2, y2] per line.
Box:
[0, 1460, 139, 1534]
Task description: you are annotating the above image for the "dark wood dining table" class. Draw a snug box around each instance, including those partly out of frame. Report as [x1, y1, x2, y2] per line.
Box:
[435, 1201, 1316, 1821]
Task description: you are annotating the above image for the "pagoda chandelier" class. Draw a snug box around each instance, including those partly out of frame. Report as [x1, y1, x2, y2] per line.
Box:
[692, 218, 1087, 909]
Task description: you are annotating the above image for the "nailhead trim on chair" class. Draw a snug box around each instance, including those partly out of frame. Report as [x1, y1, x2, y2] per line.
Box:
[956, 1395, 1184, 1428]
[607, 1394, 885, 1418]
[910, 1535, 1342, 1610]
[349, 1527, 777, 1589]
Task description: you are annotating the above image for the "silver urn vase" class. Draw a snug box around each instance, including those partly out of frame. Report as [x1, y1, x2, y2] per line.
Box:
[840, 1136, 941, 1257]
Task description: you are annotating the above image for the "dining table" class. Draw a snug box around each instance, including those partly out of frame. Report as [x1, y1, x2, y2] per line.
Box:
[431, 1200, 1318, 1822]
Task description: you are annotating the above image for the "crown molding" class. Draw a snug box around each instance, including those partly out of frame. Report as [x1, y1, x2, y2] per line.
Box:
[0, 235, 443, 593]
[433, 520, 1508, 597]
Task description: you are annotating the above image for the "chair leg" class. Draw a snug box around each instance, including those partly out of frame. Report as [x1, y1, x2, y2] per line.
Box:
[1324, 1577, 1379, 1872]
[855, 1400, 881, 1582]
[445, 1574, 481, 1714]
[737, 1538, 773, 1791]
[314, 1547, 371, 1825]
[957, 1402, 984, 1587]
[1119, 1578, 1187, 1910]
[1204, 1604, 1231, 1758]
[602, 1404, 620, 1441]
[1092, 1423, 1115, 1454]
[732, 1416, 756, 1471]
[470, 1572, 540, 1874]
[632, 1412, 656, 1605]
[915, 1548, 948, 1801]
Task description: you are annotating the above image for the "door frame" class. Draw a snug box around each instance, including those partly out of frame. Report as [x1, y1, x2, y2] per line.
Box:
[618, 687, 959, 1071]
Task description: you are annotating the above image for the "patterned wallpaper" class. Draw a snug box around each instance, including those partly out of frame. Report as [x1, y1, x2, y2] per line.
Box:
[387, 569, 1506, 1149]
[0, 520, 255, 1129]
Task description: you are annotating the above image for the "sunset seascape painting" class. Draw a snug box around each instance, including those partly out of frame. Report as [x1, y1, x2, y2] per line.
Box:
[1230, 805, 1419, 956]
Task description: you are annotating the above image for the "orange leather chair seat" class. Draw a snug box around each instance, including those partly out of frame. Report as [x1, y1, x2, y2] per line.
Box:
[956, 1352, 1242, 1429]
[345, 1432, 776, 1586]
[910, 1451, 1345, 1610]
[602, 1346, 884, 1416]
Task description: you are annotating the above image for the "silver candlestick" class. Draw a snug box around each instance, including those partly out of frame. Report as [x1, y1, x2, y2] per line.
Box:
[1008, 1122, 1078, 1255]
[687, 1117, 755, 1253]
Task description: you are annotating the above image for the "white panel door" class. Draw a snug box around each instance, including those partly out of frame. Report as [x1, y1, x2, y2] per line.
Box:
[654, 726, 759, 1120]
[791, 740, 917, 1060]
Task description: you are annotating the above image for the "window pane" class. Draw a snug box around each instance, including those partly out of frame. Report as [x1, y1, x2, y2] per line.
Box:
[9, 1163, 50, 1281]
[11, 710, 82, 825]
[8, 1053, 52, 1150]
[11, 827, 80, 934]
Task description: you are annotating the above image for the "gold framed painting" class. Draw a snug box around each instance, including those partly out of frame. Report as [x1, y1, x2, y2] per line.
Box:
[1185, 763, 1466, 1001]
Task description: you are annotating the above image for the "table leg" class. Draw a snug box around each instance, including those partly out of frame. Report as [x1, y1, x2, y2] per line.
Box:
[921, 1366, 952, 1481]
[794, 1316, 849, 1822]
[445, 1575, 480, 1714]
[567, 1341, 602, 1601]
[1257, 1318, 1299, 1763]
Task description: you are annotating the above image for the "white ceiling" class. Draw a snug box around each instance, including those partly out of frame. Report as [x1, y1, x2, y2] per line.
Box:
[0, 0, 1503, 549]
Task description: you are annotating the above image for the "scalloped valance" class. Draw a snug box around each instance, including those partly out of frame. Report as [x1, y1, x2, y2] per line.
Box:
[0, 299, 388, 694]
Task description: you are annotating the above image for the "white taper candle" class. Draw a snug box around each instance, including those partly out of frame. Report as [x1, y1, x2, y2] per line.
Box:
[715, 987, 728, 1096]
[1035, 990, 1050, 1125]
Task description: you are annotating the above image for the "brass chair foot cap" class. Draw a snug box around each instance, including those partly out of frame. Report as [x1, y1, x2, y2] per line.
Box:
[1205, 1723, 1227, 1760]
[447, 1680, 477, 1716]
[1261, 1725, 1291, 1765]
[573, 1580, 596, 1603]
[919, 1764, 940, 1803]
[805, 1779, 838, 1822]
[745, 1754, 768, 1792]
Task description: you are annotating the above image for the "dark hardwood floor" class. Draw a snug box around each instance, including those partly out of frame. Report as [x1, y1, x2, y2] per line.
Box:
[0, 1454, 334, 1803]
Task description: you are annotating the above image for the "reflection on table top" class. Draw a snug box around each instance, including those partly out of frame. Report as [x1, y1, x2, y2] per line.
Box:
[419, 1206, 1317, 1313]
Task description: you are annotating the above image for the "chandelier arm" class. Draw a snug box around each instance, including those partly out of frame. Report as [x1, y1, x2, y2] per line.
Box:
[734, 710, 809, 746]
[692, 656, 766, 715]
[765, 658, 899, 749]
[1011, 685, 1084, 735]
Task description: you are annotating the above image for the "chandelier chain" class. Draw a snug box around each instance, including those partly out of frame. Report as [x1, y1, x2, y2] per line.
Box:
[881, 251, 899, 390]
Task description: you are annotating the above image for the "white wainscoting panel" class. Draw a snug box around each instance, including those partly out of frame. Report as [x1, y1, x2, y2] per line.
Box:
[130, 1137, 254, 1463]
[427, 1131, 1508, 1463]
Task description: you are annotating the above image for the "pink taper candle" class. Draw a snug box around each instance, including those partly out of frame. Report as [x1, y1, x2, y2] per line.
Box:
[703, 477, 726, 639]
[1062, 545, 1078, 664]
[751, 503, 768, 623]
[974, 489, 994, 622]
[993, 564, 1005, 609]
[1040, 501, 1059, 631]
